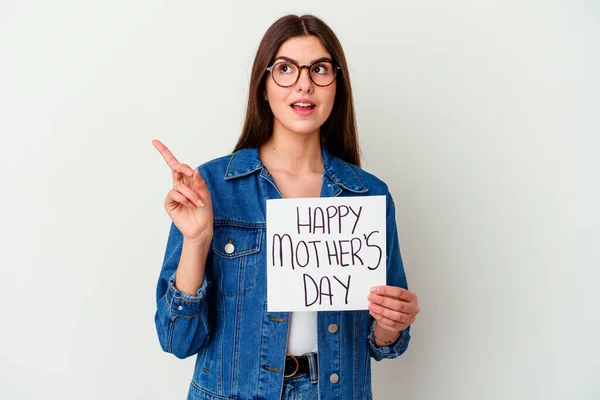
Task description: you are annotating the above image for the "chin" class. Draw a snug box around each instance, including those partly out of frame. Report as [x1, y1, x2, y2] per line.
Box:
[287, 121, 323, 136]
[273, 115, 323, 136]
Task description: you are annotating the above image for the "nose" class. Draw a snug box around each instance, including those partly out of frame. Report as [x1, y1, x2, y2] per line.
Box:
[295, 66, 314, 93]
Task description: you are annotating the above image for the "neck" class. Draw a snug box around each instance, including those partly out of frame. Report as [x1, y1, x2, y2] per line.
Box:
[260, 125, 324, 174]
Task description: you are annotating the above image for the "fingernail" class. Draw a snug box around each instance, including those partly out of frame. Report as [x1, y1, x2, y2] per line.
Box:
[197, 200, 205, 208]
[370, 287, 379, 294]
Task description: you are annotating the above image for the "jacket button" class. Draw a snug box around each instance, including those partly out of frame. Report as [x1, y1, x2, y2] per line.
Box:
[328, 323, 338, 333]
[224, 238, 234, 254]
[330, 373, 339, 384]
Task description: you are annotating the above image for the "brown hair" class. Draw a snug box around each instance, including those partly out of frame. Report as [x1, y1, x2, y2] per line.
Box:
[233, 14, 361, 167]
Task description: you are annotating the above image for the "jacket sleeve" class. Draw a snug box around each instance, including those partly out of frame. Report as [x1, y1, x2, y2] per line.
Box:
[154, 222, 212, 359]
[368, 192, 411, 361]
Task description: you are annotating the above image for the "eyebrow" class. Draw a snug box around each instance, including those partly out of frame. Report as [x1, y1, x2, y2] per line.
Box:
[273, 56, 333, 65]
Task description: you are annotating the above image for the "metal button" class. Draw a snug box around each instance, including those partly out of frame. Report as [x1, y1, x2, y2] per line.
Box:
[328, 323, 338, 333]
[330, 373, 339, 384]
[178, 305, 183, 311]
[224, 238, 234, 254]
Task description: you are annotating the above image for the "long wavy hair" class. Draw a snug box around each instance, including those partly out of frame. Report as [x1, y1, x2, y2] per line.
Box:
[233, 14, 361, 167]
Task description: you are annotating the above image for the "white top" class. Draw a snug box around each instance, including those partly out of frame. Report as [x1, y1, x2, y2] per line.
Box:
[286, 311, 318, 356]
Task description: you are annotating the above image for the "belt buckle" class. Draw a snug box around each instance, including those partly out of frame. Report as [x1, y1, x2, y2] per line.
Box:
[284, 354, 299, 378]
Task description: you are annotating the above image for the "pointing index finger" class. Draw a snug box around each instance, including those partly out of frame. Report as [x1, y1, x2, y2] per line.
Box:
[152, 139, 179, 167]
[152, 139, 194, 176]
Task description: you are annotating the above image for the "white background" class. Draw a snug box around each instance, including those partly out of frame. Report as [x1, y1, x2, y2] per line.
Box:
[1, 1, 599, 399]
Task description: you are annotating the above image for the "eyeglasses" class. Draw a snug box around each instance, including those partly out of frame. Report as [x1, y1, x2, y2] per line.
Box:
[266, 60, 341, 88]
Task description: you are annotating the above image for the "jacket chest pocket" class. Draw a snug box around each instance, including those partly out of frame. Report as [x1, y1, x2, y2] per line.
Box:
[212, 225, 262, 296]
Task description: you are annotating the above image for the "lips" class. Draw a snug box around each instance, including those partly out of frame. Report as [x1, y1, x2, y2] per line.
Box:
[291, 105, 315, 116]
[290, 97, 317, 110]
[289, 98, 316, 116]
[291, 102, 316, 109]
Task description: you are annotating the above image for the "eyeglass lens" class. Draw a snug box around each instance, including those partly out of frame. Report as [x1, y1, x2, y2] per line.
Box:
[271, 61, 336, 87]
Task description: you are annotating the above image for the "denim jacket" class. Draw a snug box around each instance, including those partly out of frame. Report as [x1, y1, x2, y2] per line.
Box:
[155, 147, 411, 400]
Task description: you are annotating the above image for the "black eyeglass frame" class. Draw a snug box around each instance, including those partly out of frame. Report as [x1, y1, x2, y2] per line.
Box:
[266, 60, 341, 88]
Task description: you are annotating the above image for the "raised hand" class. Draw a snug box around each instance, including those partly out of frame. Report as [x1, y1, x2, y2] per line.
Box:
[152, 139, 214, 244]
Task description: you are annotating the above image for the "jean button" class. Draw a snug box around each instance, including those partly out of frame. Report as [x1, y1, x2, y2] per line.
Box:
[328, 323, 338, 333]
[330, 373, 339, 384]
[224, 238, 234, 254]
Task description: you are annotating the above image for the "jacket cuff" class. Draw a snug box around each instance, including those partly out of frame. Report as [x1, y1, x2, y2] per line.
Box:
[165, 272, 209, 318]
[368, 319, 411, 361]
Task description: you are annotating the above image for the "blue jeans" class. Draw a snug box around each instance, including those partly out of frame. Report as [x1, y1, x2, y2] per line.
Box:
[281, 353, 319, 400]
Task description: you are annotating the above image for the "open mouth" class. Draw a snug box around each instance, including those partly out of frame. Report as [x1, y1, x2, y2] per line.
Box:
[291, 102, 316, 110]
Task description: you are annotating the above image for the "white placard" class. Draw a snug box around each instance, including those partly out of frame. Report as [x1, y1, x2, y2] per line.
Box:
[267, 195, 386, 311]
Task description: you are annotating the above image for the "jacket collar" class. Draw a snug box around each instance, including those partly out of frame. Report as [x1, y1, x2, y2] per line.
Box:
[224, 147, 368, 194]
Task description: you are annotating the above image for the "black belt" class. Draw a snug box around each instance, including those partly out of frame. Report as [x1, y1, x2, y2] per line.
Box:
[284, 353, 317, 379]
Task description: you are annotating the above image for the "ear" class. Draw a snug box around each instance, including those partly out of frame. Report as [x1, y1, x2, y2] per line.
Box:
[263, 91, 268, 101]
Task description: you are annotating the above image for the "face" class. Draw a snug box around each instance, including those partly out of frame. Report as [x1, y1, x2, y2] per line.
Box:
[265, 35, 337, 138]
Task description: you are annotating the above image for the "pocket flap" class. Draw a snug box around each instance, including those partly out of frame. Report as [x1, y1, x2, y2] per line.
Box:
[212, 225, 262, 259]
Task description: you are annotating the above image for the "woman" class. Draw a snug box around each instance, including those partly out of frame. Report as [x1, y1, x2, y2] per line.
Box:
[153, 14, 419, 400]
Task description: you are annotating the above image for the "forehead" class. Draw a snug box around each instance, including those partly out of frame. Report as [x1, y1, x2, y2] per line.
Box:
[274, 35, 331, 63]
